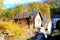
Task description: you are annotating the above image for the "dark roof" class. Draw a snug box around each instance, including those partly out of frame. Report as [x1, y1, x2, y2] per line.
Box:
[14, 12, 30, 19]
[14, 10, 40, 19]
[29, 10, 39, 17]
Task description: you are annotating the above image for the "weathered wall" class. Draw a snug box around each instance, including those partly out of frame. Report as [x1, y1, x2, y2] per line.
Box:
[35, 13, 41, 28]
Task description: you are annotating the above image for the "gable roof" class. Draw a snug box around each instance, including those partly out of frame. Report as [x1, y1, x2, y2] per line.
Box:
[14, 10, 42, 19]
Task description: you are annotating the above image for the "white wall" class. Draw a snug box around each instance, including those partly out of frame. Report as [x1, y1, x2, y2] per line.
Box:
[35, 13, 41, 28]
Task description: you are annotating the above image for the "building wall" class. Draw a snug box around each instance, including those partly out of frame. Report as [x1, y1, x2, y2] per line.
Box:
[19, 19, 28, 28]
[14, 19, 28, 28]
[14, 19, 18, 24]
[35, 13, 41, 28]
[14, 13, 42, 29]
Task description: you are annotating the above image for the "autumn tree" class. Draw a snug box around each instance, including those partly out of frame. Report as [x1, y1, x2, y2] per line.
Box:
[0, 0, 4, 17]
[48, 0, 57, 8]
[9, 8, 16, 19]
[0, 0, 4, 9]
[43, 3, 51, 21]
[18, 4, 25, 13]
[3, 10, 12, 20]
[29, 2, 42, 11]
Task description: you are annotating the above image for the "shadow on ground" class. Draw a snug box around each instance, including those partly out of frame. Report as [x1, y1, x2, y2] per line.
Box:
[27, 32, 46, 40]
[47, 35, 60, 40]
[27, 32, 60, 40]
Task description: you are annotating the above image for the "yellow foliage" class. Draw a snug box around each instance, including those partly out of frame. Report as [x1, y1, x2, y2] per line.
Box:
[43, 3, 51, 20]
[0, 20, 28, 37]
[43, 3, 50, 11]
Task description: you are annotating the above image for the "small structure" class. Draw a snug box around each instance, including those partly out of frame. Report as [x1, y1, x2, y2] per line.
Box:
[14, 10, 43, 28]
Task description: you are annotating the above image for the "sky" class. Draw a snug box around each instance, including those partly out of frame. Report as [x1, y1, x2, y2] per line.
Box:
[3, 0, 44, 9]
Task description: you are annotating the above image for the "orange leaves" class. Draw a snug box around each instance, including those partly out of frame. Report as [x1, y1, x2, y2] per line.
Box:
[43, 3, 50, 11]
[43, 3, 51, 20]
[43, 3, 50, 13]
[43, 4, 49, 8]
